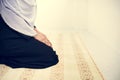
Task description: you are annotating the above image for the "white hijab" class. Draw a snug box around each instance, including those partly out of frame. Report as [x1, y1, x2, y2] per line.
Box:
[0, 0, 37, 36]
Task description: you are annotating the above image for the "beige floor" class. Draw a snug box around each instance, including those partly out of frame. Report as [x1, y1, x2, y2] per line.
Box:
[0, 33, 104, 80]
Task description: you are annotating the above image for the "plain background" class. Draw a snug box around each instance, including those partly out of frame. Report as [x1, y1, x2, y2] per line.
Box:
[35, 0, 120, 80]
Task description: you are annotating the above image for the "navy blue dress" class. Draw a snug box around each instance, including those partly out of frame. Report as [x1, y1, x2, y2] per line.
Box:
[0, 16, 59, 69]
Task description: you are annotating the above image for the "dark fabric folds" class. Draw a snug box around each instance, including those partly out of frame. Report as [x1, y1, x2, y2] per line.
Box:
[0, 16, 59, 69]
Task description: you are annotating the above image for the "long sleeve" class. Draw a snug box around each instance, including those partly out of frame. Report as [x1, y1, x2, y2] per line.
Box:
[0, 0, 37, 36]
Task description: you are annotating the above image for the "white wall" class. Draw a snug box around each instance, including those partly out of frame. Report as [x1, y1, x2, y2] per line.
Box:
[81, 0, 120, 80]
[88, 0, 120, 52]
[35, 0, 120, 80]
[35, 0, 88, 33]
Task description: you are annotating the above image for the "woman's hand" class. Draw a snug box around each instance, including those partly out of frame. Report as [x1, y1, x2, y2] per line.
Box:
[34, 28, 52, 47]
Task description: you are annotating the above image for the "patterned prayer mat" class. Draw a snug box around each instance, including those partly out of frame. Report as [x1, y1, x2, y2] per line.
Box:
[0, 33, 104, 80]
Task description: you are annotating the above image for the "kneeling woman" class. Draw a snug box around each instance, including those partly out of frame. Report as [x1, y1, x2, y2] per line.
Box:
[0, 0, 59, 69]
